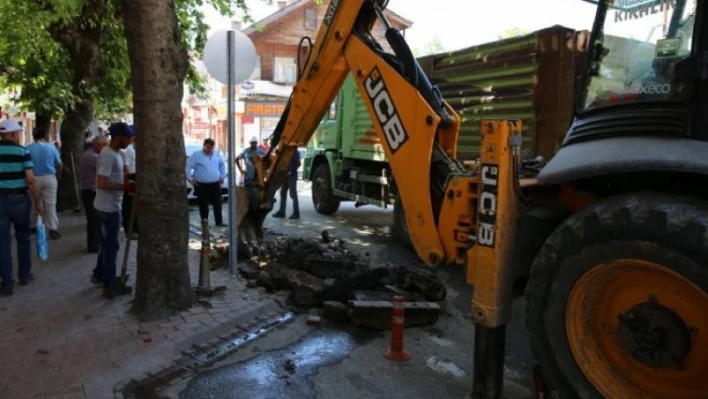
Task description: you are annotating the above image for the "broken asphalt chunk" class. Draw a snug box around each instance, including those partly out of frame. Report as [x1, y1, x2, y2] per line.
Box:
[237, 260, 261, 280]
[322, 301, 348, 321]
[348, 300, 442, 330]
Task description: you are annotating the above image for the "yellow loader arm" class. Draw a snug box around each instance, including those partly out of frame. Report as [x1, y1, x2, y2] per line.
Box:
[238, 0, 464, 259]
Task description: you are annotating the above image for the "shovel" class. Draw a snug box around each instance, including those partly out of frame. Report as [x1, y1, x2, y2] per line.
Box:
[118, 192, 137, 288]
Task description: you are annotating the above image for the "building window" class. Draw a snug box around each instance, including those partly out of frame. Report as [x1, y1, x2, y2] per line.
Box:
[250, 56, 262, 80]
[305, 8, 317, 30]
[274, 57, 297, 84]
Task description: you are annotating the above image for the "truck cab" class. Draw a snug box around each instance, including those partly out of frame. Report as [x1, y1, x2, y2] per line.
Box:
[303, 73, 395, 215]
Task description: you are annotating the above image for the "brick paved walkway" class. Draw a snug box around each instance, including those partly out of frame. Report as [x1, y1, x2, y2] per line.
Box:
[0, 212, 278, 399]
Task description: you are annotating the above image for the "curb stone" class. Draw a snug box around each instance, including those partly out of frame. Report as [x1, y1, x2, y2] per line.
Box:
[117, 307, 294, 398]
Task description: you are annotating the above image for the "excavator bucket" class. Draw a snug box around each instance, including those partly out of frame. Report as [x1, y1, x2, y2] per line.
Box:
[235, 185, 270, 256]
[235, 186, 252, 233]
[234, 151, 282, 256]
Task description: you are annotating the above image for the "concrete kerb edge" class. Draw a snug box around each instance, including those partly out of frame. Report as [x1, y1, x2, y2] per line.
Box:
[176, 298, 285, 353]
[114, 298, 292, 398]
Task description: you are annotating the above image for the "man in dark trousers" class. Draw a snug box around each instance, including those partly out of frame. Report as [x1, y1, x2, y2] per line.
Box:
[272, 148, 300, 220]
[0, 120, 43, 296]
[186, 138, 226, 226]
[92, 123, 135, 299]
[81, 135, 108, 253]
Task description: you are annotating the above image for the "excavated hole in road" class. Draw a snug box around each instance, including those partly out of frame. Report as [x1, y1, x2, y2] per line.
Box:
[214, 230, 447, 329]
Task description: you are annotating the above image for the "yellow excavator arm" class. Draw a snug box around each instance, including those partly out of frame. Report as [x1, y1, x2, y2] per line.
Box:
[237, 2, 522, 396]
[239, 0, 465, 257]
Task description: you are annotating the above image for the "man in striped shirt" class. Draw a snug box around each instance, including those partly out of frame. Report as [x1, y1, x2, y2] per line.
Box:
[0, 120, 43, 297]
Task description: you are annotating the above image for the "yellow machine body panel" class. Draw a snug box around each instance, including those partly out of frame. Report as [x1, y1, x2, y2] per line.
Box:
[343, 36, 451, 263]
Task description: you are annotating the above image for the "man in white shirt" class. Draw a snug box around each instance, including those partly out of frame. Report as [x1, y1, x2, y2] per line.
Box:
[92, 122, 136, 299]
[125, 139, 136, 175]
[186, 138, 226, 226]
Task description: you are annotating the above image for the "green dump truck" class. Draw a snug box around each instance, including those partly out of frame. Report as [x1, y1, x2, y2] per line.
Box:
[303, 26, 587, 233]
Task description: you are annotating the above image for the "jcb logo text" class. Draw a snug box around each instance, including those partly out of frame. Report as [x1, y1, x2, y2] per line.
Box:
[478, 164, 498, 248]
[364, 68, 409, 154]
[324, 0, 340, 26]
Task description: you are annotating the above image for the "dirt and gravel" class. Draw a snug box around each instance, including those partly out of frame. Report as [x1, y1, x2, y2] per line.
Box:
[219, 230, 447, 329]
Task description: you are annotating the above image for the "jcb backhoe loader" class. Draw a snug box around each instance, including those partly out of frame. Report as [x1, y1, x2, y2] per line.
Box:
[237, 0, 707, 397]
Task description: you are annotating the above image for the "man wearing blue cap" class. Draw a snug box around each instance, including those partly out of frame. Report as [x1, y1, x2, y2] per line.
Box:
[92, 122, 136, 298]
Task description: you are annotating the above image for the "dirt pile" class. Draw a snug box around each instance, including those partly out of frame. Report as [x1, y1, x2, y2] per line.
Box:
[236, 231, 446, 329]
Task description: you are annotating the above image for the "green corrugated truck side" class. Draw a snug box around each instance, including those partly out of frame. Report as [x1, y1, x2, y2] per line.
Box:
[304, 25, 587, 213]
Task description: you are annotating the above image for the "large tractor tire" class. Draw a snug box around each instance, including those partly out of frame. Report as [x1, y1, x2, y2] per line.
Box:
[311, 163, 340, 215]
[526, 192, 708, 398]
[392, 192, 412, 248]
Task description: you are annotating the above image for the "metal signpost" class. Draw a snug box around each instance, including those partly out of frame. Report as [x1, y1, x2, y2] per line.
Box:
[226, 31, 236, 277]
[203, 28, 257, 278]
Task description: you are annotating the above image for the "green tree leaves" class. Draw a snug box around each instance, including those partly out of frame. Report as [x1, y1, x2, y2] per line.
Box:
[0, 0, 264, 121]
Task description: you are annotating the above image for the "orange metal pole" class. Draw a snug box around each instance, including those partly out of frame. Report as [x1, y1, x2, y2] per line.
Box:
[382, 296, 412, 361]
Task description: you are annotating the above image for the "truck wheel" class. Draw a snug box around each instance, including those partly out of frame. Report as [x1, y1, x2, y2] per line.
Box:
[392, 193, 412, 248]
[526, 192, 708, 398]
[311, 163, 340, 215]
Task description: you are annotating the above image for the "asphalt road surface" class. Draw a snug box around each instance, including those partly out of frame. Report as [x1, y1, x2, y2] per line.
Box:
[188, 181, 394, 244]
[179, 181, 536, 399]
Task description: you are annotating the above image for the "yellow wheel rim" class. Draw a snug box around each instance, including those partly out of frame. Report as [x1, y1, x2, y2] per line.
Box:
[567, 259, 708, 398]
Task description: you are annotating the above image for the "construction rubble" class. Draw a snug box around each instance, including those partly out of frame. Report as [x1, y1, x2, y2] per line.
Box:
[219, 231, 446, 329]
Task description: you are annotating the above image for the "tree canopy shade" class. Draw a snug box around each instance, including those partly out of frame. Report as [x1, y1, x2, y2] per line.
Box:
[0, 0, 261, 122]
[0, 2, 78, 121]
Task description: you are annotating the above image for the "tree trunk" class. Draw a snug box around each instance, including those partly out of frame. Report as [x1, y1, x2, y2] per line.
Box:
[57, 99, 92, 212]
[123, 0, 193, 318]
[47, 0, 107, 212]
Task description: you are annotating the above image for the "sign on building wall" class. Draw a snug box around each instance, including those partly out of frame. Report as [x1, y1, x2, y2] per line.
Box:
[244, 101, 287, 117]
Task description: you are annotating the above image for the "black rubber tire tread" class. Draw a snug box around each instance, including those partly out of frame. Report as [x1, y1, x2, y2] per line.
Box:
[392, 192, 413, 248]
[311, 163, 340, 215]
[526, 191, 708, 398]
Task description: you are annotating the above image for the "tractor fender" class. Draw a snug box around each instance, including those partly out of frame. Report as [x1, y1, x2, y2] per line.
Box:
[538, 136, 708, 185]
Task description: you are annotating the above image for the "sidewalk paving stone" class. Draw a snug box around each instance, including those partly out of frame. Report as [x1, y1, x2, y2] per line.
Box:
[0, 212, 279, 399]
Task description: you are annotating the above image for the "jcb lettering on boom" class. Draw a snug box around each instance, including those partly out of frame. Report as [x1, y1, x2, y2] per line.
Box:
[364, 67, 409, 154]
[478, 164, 498, 248]
[323, 0, 340, 26]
